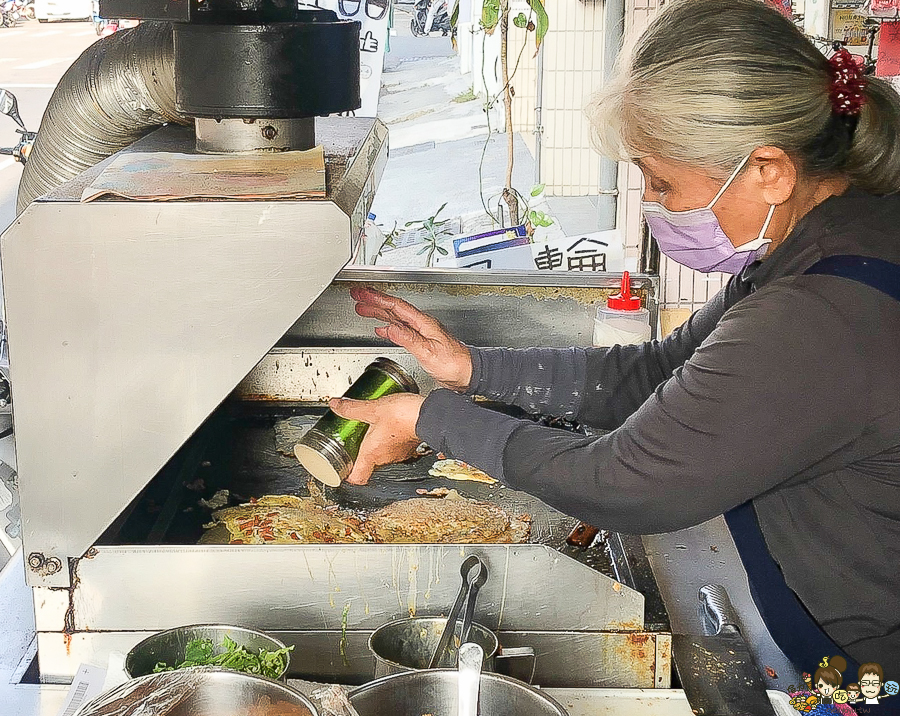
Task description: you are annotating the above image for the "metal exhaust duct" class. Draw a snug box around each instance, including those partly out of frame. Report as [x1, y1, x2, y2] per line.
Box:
[17, 22, 189, 214]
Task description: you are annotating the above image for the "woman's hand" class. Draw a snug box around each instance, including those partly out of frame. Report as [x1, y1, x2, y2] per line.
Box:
[329, 393, 426, 485]
[350, 286, 473, 392]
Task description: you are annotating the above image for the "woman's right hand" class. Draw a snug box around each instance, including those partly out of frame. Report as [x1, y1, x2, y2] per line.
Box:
[350, 286, 473, 392]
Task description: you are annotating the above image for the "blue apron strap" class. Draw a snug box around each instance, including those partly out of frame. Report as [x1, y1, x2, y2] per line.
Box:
[725, 254, 900, 675]
[804, 254, 900, 302]
[724, 502, 861, 675]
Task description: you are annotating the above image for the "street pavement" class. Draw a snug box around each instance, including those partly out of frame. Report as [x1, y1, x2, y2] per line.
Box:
[372, 5, 536, 237]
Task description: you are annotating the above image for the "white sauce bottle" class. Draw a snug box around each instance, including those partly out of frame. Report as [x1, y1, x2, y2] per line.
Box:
[592, 271, 652, 347]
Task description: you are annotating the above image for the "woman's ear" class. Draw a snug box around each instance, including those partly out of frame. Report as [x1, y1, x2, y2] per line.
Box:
[748, 146, 797, 205]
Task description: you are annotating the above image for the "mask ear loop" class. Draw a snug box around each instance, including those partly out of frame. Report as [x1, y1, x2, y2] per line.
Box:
[757, 204, 776, 241]
[706, 155, 752, 209]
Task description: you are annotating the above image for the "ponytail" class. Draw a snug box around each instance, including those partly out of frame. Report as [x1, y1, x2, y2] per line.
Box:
[844, 76, 900, 193]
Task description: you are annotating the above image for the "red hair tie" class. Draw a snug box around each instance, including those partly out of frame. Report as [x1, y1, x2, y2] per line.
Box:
[828, 48, 867, 117]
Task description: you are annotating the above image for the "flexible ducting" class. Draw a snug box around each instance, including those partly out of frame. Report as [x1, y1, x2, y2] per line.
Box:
[16, 21, 191, 214]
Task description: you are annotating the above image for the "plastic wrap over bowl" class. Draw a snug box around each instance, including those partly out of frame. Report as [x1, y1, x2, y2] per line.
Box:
[74, 667, 317, 716]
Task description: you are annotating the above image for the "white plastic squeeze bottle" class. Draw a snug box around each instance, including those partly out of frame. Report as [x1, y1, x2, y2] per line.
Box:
[592, 271, 652, 347]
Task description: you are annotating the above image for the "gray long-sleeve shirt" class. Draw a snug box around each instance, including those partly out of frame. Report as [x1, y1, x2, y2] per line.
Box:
[416, 188, 900, 665]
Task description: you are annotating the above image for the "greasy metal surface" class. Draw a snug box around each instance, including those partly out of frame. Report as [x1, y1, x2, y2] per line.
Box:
[28, 405, 663, 684]
[66, 544, 642, 631]
[672, 633, 778, 716]
[2, 120, 386, 587]
[2, 557, 666, 707]
[282, 269, 659, 349]
[35, 629, 665, 688]
[236, 348, 436, 402]
[643, 523, 801, 692]
[164, 405, 582, 544]
[33, 545, 643, 681]
[0, 551, 739, 713]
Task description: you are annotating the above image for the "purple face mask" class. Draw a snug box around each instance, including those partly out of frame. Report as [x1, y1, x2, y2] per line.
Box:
[642, 155, 776, 274]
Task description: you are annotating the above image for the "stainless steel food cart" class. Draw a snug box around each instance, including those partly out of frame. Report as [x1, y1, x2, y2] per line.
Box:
[0, 1, 799, 706]
[0, 108, 701, 714]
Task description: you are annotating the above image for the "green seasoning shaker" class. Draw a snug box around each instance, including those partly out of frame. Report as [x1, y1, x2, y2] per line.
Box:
[294, 357, 419, 487]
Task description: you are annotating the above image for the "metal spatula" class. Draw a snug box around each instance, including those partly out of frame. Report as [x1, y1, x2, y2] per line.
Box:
[672, 584, 779, 716]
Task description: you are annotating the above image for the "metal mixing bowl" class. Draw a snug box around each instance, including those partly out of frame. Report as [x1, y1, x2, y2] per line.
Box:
[125, 624, 290, 680]
[74, 667, 317, 716]
[349, 669, 569, 716]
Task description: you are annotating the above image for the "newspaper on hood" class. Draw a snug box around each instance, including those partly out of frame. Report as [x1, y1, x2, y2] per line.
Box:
[81, 146, 326, 203]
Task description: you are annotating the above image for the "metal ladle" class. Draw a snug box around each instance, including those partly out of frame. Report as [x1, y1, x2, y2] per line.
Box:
[428, 555, 487, 668]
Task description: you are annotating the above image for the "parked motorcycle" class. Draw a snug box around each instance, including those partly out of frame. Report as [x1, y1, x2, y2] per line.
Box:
[410, 0, 450, 36]
[0, 89, 36, 166]
[1, 0, 23, 27]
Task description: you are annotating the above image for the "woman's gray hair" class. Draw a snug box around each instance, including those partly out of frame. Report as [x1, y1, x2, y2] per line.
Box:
[587, 0, 900, 194]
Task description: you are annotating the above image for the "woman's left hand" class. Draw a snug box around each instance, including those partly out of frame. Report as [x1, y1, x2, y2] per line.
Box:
[329, 393, 426, 485]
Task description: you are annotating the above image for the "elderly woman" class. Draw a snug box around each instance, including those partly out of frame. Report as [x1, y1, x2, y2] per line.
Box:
[331, 0, 900, 670]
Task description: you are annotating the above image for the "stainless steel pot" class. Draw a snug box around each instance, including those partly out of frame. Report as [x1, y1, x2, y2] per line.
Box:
[349, 669, 569, 716]
[369, 616, 497, 678]
[367, 616, 535, 680]
[74, 667, 317, 716]
[124, 623, 290, 680]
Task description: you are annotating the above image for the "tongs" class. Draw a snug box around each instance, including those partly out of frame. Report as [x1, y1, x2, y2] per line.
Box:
[428, 555, 488, 668]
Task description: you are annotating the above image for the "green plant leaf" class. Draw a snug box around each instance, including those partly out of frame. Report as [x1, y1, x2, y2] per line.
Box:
[481, 0, 500, 33]
[437, 246, 449, 255]
[527, 0, 549, 50]
[417, 246, 429, 255]
[530, 183, 545, 197]
[513, 11, 528, 28]
[528, 209, 554, 227]
[450, 0, 460, 28]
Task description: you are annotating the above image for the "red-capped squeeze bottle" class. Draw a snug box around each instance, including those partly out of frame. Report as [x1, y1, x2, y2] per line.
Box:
[592, 271, 652, 347]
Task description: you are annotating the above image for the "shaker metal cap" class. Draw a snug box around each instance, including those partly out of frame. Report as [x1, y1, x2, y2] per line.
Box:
[295, 428, 353, 487]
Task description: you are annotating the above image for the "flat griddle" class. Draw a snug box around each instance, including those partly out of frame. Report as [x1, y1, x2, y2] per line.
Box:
[105, 403, 587, 552]
[220, 408, 579, 546]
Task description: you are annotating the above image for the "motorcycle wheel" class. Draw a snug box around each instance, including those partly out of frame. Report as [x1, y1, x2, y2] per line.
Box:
[410, 17, 424, 36]
[24, 5, 33, 18]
